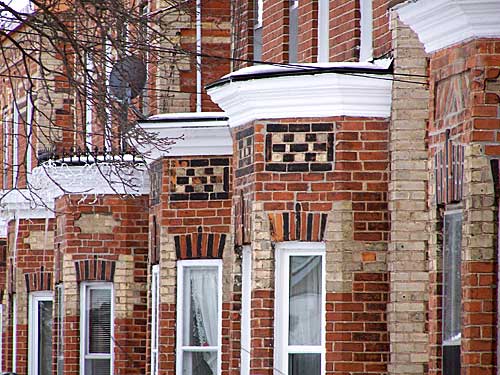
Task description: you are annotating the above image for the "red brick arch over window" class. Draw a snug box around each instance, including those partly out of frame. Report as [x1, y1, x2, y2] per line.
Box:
[174, 231, 227, 260]
[74, 258, 116, 283]
[24, 270, 53, 292]
[268, 211, 328, 242]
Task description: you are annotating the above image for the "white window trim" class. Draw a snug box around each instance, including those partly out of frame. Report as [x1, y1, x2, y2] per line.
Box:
[26, 94, 33, 174]
[176, 259, 222, 375]
[254, 0, 263, 28]
[80, 282, 114, 375]
[150, 265, 160, 375]
[28, 291, 53, 375]
[359, 0, 373, 61]
[2, 107, 9, 189]
[240, 246, 252, 375]
[12, 293, 17, 373]
[274, 241, 326, 375]
[56, 284, 64, 375]
[12, 101, 19, 187]
[317, 0, 329, 62]
[0, 304, 3, 372]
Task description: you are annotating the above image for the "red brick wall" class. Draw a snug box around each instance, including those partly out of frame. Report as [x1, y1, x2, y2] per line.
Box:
[373, 0, 391, 58]
[233, 117, 389, 374]
[297, 0, 318, 62]
[262, 0, 289, 62]
[54, 195, 149, 375]
[147, 155, 233, 375]
[2, 218, 56, 375]
[329, 0, 359, 62]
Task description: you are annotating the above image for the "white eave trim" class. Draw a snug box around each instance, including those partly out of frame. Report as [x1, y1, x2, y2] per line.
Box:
[397, 0, 500, 53]
[207, 68, 392, 128]
[137, 114, 232, 160]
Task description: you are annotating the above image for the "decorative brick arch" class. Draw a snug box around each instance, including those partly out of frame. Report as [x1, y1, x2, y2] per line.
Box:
[24, 270, 53, 292]
[74, 258, 116, 283]
[174, 230, 227, 260]
[268, 207, 328, 242]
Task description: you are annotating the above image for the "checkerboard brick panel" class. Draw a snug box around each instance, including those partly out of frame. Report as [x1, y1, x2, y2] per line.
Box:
[236, 126, 255, 177]
[265, 123, 334, 172]
[170, 158, 230, 201]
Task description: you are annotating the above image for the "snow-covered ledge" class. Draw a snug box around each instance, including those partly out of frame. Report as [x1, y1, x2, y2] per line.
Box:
[136, 112, 232, 160]
[397, 0, 500, 53]
[206, 62, 393, 128]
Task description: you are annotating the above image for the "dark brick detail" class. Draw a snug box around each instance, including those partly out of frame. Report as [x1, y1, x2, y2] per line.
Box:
[237, 127, 255, 178]
[174, 232, 227, 259]
[150, 161, 162, 206]
[265, 123, 334, 172]
[171, 158, 231, 201]
[74, 258, 116, 282]
[25, 271, 53, 292]
[268, 211, 328, 242]
[435, 132, 464, 205]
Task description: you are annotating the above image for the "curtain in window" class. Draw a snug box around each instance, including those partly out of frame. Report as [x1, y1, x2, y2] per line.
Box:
[183, 267, 218, 375]
[289, 255, 322, 345]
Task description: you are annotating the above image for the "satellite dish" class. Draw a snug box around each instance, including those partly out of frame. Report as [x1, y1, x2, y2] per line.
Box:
[109, 55, 146, 101]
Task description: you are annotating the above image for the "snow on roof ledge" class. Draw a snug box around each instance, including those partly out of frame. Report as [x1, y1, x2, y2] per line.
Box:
[136, 112, 232, 160]
[397, 0, 500, 53]
[207, 60, 393, 128]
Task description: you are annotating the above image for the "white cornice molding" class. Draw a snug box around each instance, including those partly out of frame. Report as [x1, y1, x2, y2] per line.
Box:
[397, 0, 500, 53]
[137, 115, 232, 160]
[207, 70, 392, 128]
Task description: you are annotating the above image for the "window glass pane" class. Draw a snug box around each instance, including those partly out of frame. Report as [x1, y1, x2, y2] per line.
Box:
[288, 353, 321, 375]
[182, 267, 218, 348]
[289, 255, 322, 345]
[85, 358, 110, 375]
[88, 289, 111, 354]
[38, 300, 53, 375]
[182, 351, 217, 375]
[443, 212, 462, 345]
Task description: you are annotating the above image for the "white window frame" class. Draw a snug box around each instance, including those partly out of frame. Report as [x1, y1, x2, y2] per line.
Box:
[56, 284, 64, 375]
[289, 0, 299, 63]
[80, 282, 114, 375]
[359, 0, 373, 61]
[176, 259, 222, 375]
[274, 241, 326, 375]
[12, 293, 17, 373]
[240, 246, 252, 375]
[150, 265, 160, 375]
[317, 0, 329, 62]
[85, 52, 94, 147]
[253, 0, 263, 61]
[28, 291, 53, 375]
[12, 101, 19, 187]
[26, 94, 33, 174]
[2, 107, 9, 189]
[0, 304, 3, 372]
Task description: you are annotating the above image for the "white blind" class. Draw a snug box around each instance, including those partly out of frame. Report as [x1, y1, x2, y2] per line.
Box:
[88, 289, 111, 354]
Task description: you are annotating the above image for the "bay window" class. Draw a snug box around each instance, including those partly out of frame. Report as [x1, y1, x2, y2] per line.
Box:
[28, 291, 53, 375]
[275, 242, 325, 375]
[80, 283, 113, 375]
[176, 260, 222, 375]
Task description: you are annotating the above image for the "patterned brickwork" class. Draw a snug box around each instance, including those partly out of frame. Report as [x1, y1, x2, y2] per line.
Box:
[24, 271, 52, 292]
[265, 123, 334, 172]
[170, 158, 230, 201]
[150, 161, 162, 206]
[268, 209, 328, 242]
[236, 126, 255, 177]
[174, 231, 226, 259]
[74, 258, 116, 282]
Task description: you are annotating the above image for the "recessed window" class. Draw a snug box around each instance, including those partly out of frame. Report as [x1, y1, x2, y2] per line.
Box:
[275, 242, 325, 375]
[80, 283, 113, 375]
[289, 0, 299, 63]
[443, 210, 462, 375]
[317, 0, 329, 62]
[150, 265, 160, 375]
[359, 0, 373, 61]
[176, 260, 222, 375]
[253, 0, 263, 61]
[28, 291, 53, 375]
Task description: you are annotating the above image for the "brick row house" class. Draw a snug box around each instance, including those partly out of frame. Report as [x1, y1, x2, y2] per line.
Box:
[1, 1, 500, 375]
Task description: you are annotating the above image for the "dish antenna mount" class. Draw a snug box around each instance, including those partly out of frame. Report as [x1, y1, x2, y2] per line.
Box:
[109, 55, 147, 102]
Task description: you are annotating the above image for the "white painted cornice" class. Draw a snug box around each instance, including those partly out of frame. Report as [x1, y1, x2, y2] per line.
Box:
[207, 66, 392, 128]
[397, 0, 500, 53]
[137, 113, 232, 160]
